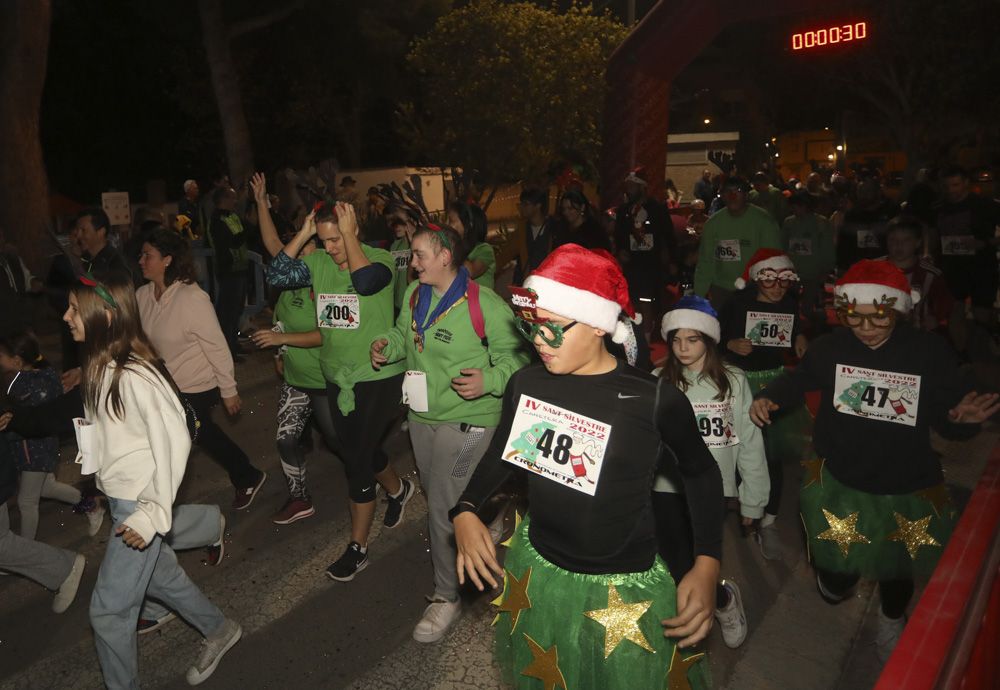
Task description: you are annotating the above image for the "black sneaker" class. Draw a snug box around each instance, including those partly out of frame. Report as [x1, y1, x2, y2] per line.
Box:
[383, 478, 415, 529]
[326, 542, 369, 582]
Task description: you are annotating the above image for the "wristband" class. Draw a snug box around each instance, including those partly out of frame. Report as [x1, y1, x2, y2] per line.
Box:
[447, 501, 477, 523]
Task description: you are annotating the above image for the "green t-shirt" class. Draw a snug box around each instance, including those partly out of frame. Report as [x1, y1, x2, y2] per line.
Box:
[274, 287, 325, 390]
[749, 186, 788, 223]
[379, 280, 529, 427]
[694, 205, 782, 295]
[468, 242, 496, 289]
[389, 237, 413, 310]
[303, 246, 405, 384]
[782, 213, 835, 284]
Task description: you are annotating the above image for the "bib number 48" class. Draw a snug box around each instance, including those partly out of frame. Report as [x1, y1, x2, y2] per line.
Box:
[535, 429, 574, 464]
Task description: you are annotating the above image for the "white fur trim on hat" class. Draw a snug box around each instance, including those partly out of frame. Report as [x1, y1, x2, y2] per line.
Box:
[523, 274, 621, 334]
[661, 309, 721, 343]
[834, 282, 919, 312]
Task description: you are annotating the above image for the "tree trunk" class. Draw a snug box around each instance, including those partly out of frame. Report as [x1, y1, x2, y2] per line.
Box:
[0, 0, 52, 273]
[199, 0, 254, 187]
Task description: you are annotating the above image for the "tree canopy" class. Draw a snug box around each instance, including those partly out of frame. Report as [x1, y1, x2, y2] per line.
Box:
[404, 0, 627, 190]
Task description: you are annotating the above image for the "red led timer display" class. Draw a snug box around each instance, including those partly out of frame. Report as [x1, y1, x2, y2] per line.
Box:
[792, 22, 867, 50]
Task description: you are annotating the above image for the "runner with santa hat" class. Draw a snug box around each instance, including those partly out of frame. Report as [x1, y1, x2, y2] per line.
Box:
[750, 259, 999, 662]
[719, 248, 812, 561]
[451, 244, 722, 689]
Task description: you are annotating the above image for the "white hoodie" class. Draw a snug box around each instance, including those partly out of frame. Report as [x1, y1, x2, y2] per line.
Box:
[83, 359, 191, 543]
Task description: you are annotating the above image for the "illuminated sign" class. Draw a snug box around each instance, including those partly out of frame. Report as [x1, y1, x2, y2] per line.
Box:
[792, 22, 867, 50]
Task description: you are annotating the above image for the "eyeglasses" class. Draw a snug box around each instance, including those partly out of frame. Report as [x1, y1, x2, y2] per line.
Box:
[515, 318, 578, 348]
[755, 270, 798, 288]
[837, 309, 896, 329]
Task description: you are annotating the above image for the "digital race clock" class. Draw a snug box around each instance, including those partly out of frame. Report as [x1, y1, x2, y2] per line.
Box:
[791, 22, 867, 50]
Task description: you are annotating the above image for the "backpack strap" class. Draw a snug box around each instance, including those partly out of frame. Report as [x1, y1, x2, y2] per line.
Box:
[467, 279, 488, 347]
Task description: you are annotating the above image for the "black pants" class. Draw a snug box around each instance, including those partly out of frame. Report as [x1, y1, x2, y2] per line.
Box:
[326, 374, 403, 503]
[764, 436, 783, 516]
[817, 569, 914, 619]
[182, 388, 259, 490]
[214, 272, 247, 355]
[651, 491, 728, 606]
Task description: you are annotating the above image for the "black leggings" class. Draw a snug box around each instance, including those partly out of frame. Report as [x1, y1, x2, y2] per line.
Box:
[326, 374, 403, 503]
[764, 432, 783, 515]
[817, 569, 914, 619]
[651, 491, 728, 607]
[182, 388, 260, 489]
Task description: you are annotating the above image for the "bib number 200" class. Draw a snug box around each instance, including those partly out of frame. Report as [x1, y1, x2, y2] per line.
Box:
[323, 304, 352, 321]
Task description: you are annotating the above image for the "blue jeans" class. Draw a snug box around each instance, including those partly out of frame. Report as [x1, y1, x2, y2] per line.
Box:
[90, 499, 225, 690]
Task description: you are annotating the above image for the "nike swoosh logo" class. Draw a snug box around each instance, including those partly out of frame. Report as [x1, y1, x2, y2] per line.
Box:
[617, 393, 639, 399]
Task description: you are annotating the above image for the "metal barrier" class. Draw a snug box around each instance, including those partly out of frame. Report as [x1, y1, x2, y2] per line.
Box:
[875, 442, 1000, 690]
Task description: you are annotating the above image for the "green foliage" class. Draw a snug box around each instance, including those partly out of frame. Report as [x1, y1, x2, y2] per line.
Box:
[404, 0, 627, 187]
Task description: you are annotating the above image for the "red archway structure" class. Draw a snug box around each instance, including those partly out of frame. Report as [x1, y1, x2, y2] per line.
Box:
[599, 0, 828, 208]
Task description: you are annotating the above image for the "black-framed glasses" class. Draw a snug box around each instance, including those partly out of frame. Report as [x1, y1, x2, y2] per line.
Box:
[837, 309, 896, 329]
[515, 318, 578, 347]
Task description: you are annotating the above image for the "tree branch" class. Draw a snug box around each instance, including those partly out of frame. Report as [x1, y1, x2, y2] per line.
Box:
[228, 0, 305, 40]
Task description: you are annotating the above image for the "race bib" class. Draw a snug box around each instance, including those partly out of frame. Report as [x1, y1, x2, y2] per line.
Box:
[856, 229, 880, 248]
[692, 400, 738, 449]
[73, 418, 100, 475]
[391, 249, 412, 270]
[788, 238, 812, 256]
[833, 364, 921, 427]
[401, 370, 428, 412]
[745, 311, 794, 348]
[629, 232, 655, 252]
[941, 235, 976, 256]
[316, 293, 360, 329]
[501, 395, 610, 496]
[716, 239, 741, 262]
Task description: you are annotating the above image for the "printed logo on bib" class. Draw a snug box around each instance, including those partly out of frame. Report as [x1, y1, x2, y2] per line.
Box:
[833, 364, 920, 427]
[501, 394, 610, 496]
[745, 311, 794, 347]
[715, 239, 741, 262]
[788, 237, 812, 256]
[317, 293, 360, 329]
[391, 249, 412, 270]
[941, 235, 976, 256]
[856, 229, 881, 249]
[692, 400, 738, 449]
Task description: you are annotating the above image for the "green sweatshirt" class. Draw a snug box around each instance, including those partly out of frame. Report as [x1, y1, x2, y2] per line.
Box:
[303, 246, 405, 409]
[378, 280, 529, 427]
[782, 213, 835, 284]
[389, 237, 412, 310]
[749, 185, 788, 223]
[694, 205, 782, 296]
[653, 365, 769, 519]
[274, 287, 325, 390]
[468, 242, 496, 289]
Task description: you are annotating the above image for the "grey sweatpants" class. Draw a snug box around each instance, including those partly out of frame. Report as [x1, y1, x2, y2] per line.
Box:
[409, 421, 495, 602]
[17, 471, 82, 540]
[140, 504, 223, 621]
[0, 504, 76, 590]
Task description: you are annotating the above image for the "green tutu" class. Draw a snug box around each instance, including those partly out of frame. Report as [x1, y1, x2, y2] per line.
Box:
[494, 517, 710, 690]
[799, 461, 955, 580]
[745, 366, 813, 462]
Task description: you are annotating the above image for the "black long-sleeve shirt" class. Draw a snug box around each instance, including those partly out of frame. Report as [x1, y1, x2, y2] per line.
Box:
[759, 324, 977, 494]
[719, 287, 801, 372]
[458, 361, 723, 574]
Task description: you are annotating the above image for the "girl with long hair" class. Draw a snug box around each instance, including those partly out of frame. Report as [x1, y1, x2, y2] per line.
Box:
[68, 274, 240, 687]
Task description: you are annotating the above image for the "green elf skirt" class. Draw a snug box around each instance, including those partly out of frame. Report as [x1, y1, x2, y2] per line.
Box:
[745, 367, 813, 464]
[799, 461, 956, 580]
[493, 517, 710, 690]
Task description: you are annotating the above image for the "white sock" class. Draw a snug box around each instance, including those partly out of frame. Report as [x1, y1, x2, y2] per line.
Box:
[760, 513, 777, 528]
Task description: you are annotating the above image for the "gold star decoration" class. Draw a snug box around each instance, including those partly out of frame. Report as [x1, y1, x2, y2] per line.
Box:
[665, 645, 705, 690]
[583, 583, 655, 658]
[499, 510, 523, 548]
[915, 484, 952, 518]
[887, 512, 941, 560]
[801, 458, 825, 488]
[520, 633, 567, 690]
[491, 567, 532, 633]
[816, 508, 871, 558]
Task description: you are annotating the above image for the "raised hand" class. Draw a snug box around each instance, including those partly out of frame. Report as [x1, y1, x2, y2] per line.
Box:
[948, 391, 1000, 424]
[250, 172, 267, 203]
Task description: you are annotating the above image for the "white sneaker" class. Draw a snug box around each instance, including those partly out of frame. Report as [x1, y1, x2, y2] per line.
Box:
[86, 503, 107, 537]
[755, 522, 784, 561]
[714, 580, 748, 648]
[875, 610, 906, 664]
[53, 554, 85, 613]
[186, 618, 242, 685]
[412, 596, 462, 643]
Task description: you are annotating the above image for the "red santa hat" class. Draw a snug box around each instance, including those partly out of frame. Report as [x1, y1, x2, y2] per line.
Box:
[734, 248, 799, 289]
[835, 259, 920, 312]
[522, 244, 639, 344]
[623, 166, 648, 187]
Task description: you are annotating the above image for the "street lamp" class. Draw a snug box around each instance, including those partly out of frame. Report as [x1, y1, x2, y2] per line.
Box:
[703, 118, 711, 125]
[836, 145, 844, 151]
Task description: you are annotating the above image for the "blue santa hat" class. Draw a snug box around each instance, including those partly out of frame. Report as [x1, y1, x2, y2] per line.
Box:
[660, 295, 721, 343]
